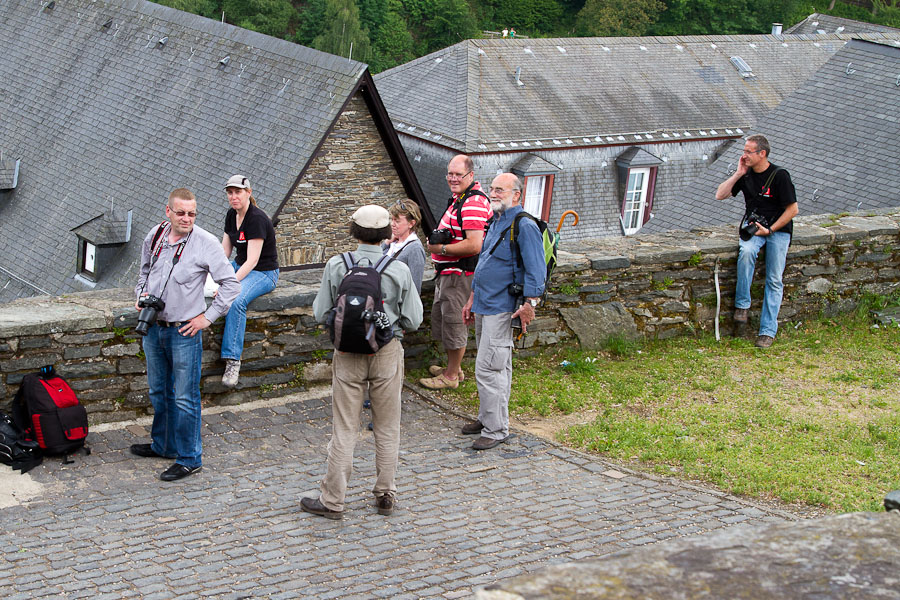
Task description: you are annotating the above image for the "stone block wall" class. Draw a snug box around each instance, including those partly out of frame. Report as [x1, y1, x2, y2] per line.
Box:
[275, 93, 412, 267]
[0, 211, 897, 424]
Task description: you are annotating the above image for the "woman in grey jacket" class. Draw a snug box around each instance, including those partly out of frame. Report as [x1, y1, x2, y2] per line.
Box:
[383, 200, 426, 294]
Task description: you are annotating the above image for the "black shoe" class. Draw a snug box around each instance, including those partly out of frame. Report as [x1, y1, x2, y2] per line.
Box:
[160, 463, 201, 481]
[461, 420, 483, 435]
[375, 493, 395, 516]
[130, 443, 164, 458]
[472, 435, 508, 450]
[301, 497, 343, 520]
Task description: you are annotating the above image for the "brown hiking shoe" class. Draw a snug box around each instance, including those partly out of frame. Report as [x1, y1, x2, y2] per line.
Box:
[461, 420, 483, 435]
[733, 308, 749, 323]
[755, 335, 774, 348]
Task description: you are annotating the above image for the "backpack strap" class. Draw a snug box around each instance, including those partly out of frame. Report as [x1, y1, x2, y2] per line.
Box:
[489, 212, 535, 267]
[341, 252, 357, 272]
[447, 186, 490, 239]
[374, 253, 397, 274]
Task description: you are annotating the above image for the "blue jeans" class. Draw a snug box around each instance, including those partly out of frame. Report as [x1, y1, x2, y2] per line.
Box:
[735, 231, 791, 338]
[221, 262, 278, 361]
[143, 324, 203, 468]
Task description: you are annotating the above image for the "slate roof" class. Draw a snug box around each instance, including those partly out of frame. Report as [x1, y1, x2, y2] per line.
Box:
[375, 33, 900, 154]
[643, 38, 900, 234]
[71, 211, 133, 245]
[787, 13, 900, 35]
[0, 0, 368, 302]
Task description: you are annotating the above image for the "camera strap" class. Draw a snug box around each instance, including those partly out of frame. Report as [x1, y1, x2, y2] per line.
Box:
[742, 167, 782, 216]
[139, 226, 191, 299]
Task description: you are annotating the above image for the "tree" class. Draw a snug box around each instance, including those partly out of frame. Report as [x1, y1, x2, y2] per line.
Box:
[370, 0, 415, 72]
[312, 0, 372, 62]
[222, 0, 298, 37]
[473, 0, 565, 36]
[576, 0, 664, 36]
[154, 0, 221, 19]
[421, 0, 478, 54]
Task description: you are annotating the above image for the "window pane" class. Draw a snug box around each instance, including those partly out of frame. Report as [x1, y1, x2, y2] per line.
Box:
[622, 168, 650, 235]
[524, 176, 545, 218]
[83, 242, 96, 274]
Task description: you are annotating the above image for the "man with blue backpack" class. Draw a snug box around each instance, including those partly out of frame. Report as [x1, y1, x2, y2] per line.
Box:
[462, 173, 546, 450]
[303, 205, 423, 519]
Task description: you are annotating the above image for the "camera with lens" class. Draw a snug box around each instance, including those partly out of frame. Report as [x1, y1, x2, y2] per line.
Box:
[428, 228, 454, 245]
[508, 283, 523, 296]
[135, 295, 165, 336]
[740, 211, 769, 241]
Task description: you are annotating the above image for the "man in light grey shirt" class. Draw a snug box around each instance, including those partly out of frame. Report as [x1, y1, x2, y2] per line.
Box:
[130, 188, 240, 482]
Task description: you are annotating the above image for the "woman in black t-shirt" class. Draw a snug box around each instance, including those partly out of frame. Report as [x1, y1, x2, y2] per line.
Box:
[220, 175, 279, 387]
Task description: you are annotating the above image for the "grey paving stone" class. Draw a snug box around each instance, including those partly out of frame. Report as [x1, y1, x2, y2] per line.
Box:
[0, 389, 796, 597]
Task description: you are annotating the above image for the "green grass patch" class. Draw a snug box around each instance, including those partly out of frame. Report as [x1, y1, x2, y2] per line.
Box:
[418, 299, 900, 513]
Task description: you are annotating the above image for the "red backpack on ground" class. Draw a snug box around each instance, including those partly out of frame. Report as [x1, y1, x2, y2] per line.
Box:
[12, 366, 90, 463]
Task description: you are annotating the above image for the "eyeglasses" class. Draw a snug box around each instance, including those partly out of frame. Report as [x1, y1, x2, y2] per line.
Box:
[172, 210, 197, 218]
[489, 187, 519, 195]
[446, 170, 473, 181]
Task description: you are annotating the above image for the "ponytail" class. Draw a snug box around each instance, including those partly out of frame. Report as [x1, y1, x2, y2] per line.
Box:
[249, 194, 258, 207]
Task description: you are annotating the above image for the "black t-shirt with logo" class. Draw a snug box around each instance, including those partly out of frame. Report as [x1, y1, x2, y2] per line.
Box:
[731, 163, 797, 236]
[224, 204, 279, 271]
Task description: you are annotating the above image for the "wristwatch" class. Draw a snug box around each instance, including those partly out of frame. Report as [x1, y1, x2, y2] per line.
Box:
[527, 298, 539, 308]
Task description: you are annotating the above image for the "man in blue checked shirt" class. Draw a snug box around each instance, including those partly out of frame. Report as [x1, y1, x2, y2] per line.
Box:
[462, 173, 546, 451]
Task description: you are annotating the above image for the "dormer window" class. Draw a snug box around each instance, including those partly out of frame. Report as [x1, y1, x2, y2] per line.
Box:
[71, 210, 132, 283]
[509, 154, 560, 220]
[616, 147, 663, 236]
[0, 158, 20, 190]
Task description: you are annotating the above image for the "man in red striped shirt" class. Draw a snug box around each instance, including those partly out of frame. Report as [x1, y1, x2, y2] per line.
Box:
[420, 155, 493, 390]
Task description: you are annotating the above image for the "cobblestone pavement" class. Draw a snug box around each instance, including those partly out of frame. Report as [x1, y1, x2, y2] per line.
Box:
[0, 387, 795, 599]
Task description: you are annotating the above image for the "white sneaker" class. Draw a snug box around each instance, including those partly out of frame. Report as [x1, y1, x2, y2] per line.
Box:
[222, 360, 241, 387]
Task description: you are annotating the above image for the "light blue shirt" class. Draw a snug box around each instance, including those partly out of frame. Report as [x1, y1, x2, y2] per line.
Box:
[471, 206, 546, 315]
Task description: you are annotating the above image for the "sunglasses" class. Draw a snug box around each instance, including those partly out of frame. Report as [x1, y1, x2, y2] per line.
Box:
[172, 210, 197, 218]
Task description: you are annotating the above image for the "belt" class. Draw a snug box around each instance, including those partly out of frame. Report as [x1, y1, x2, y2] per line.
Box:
[156, 320, 186, 328]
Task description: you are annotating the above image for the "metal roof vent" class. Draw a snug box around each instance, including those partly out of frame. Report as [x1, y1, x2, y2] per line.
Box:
[514, 66, 524, 86]
[102, 18, 113, 29]
[771, 23, 782, 35]
[43, 1, 56, 11]
[219, 56, 230, 67]
[730, 56, 755, 78]
[158, 36, 168, 47]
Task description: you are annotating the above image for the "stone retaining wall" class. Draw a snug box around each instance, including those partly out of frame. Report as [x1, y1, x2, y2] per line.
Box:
[1, 211, 897, 423]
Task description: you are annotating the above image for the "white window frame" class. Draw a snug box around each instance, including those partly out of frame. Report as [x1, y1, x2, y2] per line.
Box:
[523, 175, 546, 218]
[620, 168, 650, 235]
[82, 241, 96, 274]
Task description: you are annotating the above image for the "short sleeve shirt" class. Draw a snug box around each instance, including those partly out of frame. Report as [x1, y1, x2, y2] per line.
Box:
[224, 204, 279, 271]
[430, 182, 493, 275]
[731, 163, 797, 235]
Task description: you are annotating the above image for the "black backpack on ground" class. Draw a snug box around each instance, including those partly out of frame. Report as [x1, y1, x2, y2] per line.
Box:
[12, 366, 90, 464]
[0, 411, 42, 473]
[326, 252, 397, 354]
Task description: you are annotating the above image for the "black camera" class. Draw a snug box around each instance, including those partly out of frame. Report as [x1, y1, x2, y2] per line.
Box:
[740, 211, 769, 241]
[428, 228, 454, 245]
[135, 295, 165, 336]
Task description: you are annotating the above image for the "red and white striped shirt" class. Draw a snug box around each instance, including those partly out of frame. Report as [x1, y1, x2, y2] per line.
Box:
[432, 183, 493, 275]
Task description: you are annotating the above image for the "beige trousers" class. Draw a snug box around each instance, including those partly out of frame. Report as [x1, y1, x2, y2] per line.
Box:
[319, 338, 404, 512]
